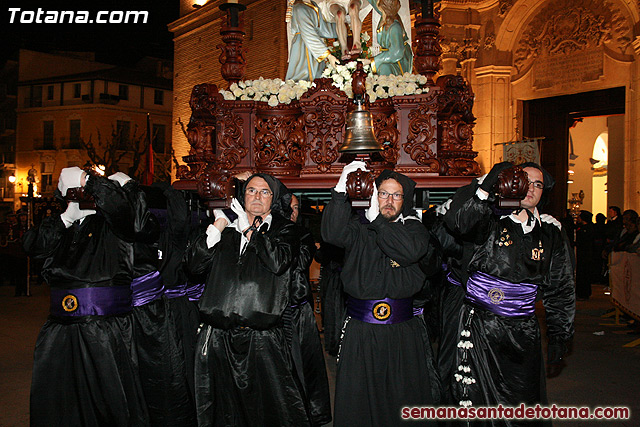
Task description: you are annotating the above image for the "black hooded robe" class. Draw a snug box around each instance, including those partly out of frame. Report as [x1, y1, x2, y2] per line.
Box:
[23, 176, 148, 427]
[157, 184, 201, 403]
[122, 181, 197, 426]
[287, 224, 333, 426]
[443, 181, 575, 427]
[185, 174, 310, 426]
[321, 170, 440, 427]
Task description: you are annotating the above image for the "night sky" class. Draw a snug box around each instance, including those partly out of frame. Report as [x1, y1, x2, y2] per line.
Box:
[1, 0, 179, 65]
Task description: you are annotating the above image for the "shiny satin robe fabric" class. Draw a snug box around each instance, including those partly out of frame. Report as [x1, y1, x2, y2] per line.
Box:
[123, 181, 197, 426]
[442, 183, 575, 425]
[195, 326, 310, 427]
[322, 190, 440, 426]
[288, 225, 332, 425]
[157, 185, 200, 399]
[452, 304, 550, 427]
[23, 176, 148, 426]
[186, 213, 310, 425]
[131, 297, 197, 426]
[30, 315, 149, 427]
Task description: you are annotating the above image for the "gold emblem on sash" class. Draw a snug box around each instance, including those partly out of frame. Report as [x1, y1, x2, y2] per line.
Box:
[372, 302, 392, 320]
[62, 294, 78, 312]
[390, 259, 400, 268]
[488, 288, 505, 305]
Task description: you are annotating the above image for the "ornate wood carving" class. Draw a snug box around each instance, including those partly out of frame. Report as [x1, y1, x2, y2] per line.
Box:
[299, 79, 348, 173]
[196, 166, 235, 209]
[414, 17, 442, 83]
[436, 75, 480, 176]
[218, 2, 247, 87]
[254, 102, 305, 176]
[346, 168, 376, 207]
[436, 75, 475, 123]
[215, 101, 247, 170]
[187, 84, 219, 157]
[370, 99, 400, 165]
[402, 95, 440, 173]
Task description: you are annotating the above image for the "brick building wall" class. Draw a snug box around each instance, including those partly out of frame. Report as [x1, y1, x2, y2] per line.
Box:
[170, 0, 290, 174]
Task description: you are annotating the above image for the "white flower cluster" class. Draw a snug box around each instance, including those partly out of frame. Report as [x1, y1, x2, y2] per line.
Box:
[321, 63, 430, 102]
[459, 400, 473, 407]
[219, 78, 315, 106]
[457, 340, 474, 349]
[455, 376, 476, 385]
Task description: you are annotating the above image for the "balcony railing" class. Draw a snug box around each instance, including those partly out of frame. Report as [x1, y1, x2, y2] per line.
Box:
[59, 136, 84, 150]
[33, 138, 56, 150]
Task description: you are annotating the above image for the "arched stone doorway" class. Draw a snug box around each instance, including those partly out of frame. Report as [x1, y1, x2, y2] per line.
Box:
[522, 87, 624, 218]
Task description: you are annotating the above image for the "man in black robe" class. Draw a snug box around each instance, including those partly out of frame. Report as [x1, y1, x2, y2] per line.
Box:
[321, 161, 440, 426]
[284, 192, 333, 426]
[109, 172, 196, 426]
[185, 173, 309, 426]
[23, 166, 148, 426]
[443, 162, 575, 425]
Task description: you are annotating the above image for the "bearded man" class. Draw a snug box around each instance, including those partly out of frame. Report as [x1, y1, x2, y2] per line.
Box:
[321, 161, 440, 426]
[185, 173, 310, 426]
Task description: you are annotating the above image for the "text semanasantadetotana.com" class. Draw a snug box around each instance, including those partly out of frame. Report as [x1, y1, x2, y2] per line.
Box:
[401, 404, 630, 420]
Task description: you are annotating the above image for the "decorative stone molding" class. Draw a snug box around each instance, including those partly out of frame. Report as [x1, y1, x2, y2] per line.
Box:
[498, 0, 516, 17]
[514, 0, 632, 72]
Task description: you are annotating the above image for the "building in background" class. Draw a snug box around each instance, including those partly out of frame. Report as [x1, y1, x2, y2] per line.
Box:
[0, 58, 18, 219]
[12, 50, 173, 211]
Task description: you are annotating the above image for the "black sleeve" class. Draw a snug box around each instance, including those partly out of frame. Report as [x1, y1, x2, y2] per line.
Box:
[184, 228, 216, 277]
[84, 175, 135, 242]
[122, 181, 160, 244]
[164, 186, 190, 249]
[22, 215, 67, 260]
[321, 190, 360, 249]
[442, 183, 493, 244]
[249, 220, 299, 276]
[368, 216, 432, 266]
[541, 226, 576, 345]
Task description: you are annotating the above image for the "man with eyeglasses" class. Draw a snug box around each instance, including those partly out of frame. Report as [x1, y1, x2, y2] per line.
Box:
[322, 162, 440, 426]
[185, 173, 310, 426]
[441, 161, 575, 418]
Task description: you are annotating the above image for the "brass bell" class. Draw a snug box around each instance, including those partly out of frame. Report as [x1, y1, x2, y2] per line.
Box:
[338, 100, 383, 153]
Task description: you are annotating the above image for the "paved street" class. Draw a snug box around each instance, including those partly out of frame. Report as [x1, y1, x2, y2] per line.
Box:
[0, 283, 638, 426]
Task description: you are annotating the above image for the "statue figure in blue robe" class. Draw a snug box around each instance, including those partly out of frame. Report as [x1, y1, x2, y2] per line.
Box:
[364, 0, 413, 76]
[286, 0, 339, 82]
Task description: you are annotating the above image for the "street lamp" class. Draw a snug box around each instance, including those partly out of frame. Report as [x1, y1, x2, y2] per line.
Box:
[8, 173, 16, 184]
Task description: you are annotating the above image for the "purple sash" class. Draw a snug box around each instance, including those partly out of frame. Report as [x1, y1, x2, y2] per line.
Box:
[347, 297, 413, 325]
[131, 270, 164, 307]
[186, 283, 205, 302]
[164, 282, 188, 299]
[290, 299, 309, 309]
[413, 307, 424, 316]
[50, 286, 132, 317]
[447, 271, 462, 287]
[465, 271, 537, 317]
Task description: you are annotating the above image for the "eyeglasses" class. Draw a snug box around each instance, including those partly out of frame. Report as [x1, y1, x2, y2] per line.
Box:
[378, 191, 404, 201]
[528, 180, 544, 190]
[246, 187, 272, 197]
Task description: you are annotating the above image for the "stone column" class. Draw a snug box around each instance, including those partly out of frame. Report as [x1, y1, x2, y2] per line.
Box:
[472, 65, 514, 172]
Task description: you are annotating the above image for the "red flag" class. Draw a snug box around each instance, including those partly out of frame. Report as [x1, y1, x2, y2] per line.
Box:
[143, 113, 154, 185]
